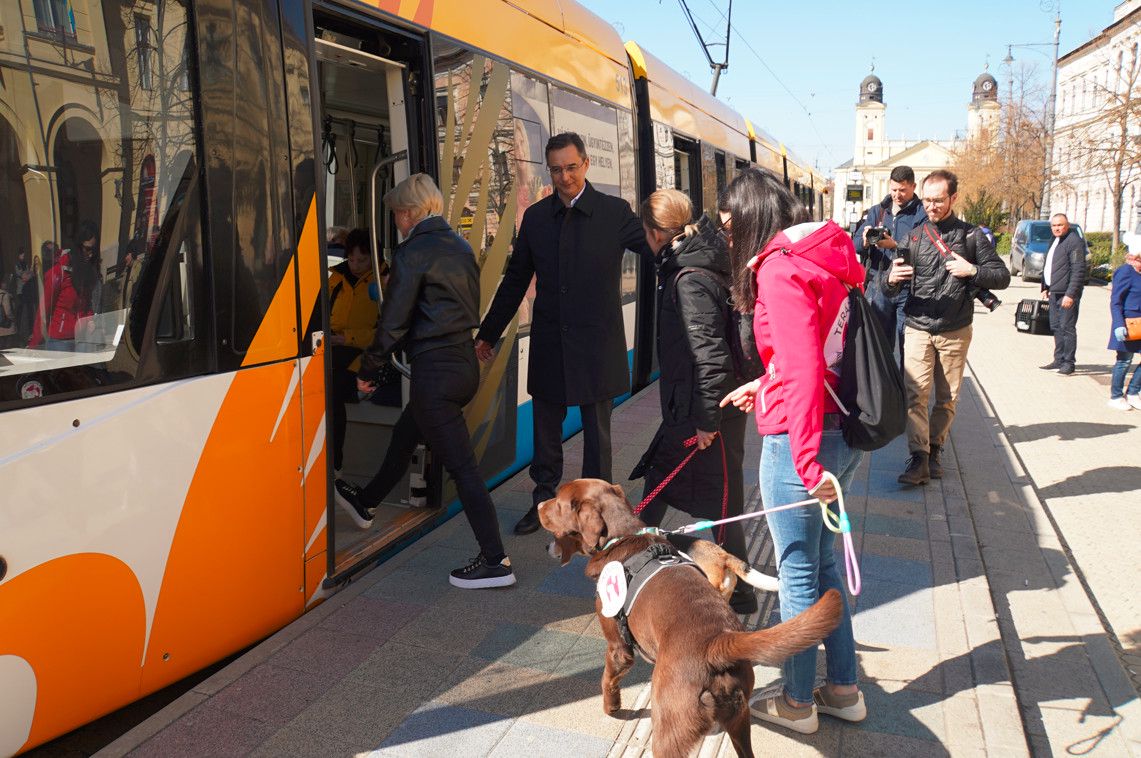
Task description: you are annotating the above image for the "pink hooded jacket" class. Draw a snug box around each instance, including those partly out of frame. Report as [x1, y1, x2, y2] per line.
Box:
[748, 220, 865, 491]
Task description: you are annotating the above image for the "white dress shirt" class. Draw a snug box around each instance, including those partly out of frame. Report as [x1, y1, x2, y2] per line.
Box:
[1044, 237, 1060, 287]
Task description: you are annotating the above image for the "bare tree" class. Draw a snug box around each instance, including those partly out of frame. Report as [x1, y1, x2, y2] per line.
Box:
[1062, 42, 1141, 253]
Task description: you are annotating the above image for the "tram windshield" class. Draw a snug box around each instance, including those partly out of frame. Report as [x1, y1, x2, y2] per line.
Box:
[0, 0, 201, 407]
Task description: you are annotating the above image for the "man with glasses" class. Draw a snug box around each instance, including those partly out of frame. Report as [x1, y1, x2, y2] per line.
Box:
[476, 132, 650, 535]
[884, 170, 1010, 486]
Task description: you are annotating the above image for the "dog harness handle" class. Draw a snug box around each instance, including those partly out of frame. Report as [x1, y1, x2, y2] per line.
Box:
[633, 435, 728, 543]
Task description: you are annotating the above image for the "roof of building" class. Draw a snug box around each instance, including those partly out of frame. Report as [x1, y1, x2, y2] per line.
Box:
[858, 73, 884, 104]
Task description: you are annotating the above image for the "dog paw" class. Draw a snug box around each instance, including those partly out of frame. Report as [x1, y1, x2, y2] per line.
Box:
[602, 690, 622, 714]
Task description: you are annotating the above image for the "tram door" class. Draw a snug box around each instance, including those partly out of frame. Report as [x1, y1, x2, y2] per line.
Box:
[311, 18, 436, 577]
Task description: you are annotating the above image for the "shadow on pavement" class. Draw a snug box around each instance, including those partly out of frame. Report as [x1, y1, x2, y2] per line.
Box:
[1003, 422, 1134, 444]
[1037, 465, 1141, 500]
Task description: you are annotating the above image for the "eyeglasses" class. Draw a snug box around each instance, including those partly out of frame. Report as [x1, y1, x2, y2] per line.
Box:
[548, 163, 583, 177]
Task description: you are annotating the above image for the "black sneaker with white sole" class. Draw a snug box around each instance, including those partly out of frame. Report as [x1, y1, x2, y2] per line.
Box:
[449, 553, 516, 589]
[334, 478, 373, 529]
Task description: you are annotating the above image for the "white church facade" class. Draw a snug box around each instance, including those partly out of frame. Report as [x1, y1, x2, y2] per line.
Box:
[832, 70, 1000, 229]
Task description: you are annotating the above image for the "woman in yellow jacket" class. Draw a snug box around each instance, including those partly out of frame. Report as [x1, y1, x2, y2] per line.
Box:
[329, 228, 380, 473]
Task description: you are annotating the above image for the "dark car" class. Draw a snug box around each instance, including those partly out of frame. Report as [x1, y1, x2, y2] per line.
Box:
[1009, 219, 1084, 281]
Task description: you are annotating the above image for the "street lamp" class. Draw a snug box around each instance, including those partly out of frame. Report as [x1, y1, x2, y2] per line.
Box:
[1003, 15, 1062, 221]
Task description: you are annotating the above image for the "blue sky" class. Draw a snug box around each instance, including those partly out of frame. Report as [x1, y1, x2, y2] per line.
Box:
[579, 0, 1110, 174]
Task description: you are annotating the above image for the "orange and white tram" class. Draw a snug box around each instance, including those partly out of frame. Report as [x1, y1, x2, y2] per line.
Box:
[0, 0, 825, 751]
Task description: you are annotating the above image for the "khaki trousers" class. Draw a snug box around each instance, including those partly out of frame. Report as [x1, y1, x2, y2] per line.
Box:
[902, 324, 972, 454]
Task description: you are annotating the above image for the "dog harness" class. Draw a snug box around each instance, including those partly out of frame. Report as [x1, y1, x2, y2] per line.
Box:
[602, 541, 703, 663]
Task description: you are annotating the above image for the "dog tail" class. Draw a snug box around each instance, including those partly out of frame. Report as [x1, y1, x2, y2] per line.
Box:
[740, 567, 780, 593]
[705, 589, 843, 668]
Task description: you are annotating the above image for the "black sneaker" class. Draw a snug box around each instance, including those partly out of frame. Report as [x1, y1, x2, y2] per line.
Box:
[1039, 361, 1062, 370]
[334, 479, 373, 529]
[729, 584, 758, 615]
[1058, 364, 1075, 375]
[449, 553, 517, 589]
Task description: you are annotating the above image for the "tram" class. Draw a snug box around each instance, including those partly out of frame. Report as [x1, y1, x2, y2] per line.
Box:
[0, 0, 826, 752]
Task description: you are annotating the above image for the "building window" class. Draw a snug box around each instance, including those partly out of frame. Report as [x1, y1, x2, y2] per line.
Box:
[135, 15, 154, 91]
[867, 128, 874, 141]
[32, 0, 76, 39]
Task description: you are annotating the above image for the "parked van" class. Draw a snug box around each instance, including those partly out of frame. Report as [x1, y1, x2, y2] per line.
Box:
[1009, 219, 1084, 281]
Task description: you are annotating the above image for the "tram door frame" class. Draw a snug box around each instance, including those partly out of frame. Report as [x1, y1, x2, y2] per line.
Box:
[307, 5, 442, 586]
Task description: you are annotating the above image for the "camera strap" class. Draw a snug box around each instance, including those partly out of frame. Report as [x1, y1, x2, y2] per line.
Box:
[923, 223, 953, 259]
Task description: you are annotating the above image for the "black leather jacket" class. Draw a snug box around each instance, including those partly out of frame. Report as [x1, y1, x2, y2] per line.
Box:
[883, 214, 1010, 334]
[358, 216, 479, 380]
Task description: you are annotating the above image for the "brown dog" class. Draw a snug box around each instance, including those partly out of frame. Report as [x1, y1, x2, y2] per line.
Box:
[539, 479, 842, 758]
[548, 530, 780, 600]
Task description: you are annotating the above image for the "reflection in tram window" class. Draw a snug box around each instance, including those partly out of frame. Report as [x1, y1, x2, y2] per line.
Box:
[0, 0, 204, 409]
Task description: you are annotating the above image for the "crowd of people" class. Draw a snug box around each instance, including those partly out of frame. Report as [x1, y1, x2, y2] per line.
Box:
[328, 129, 1141, 736]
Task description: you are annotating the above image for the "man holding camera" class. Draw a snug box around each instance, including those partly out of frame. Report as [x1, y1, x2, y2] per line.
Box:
[1039, 213, 1088, 376]
[853, 165, 927, 364]
[884, 170, 1010, 486]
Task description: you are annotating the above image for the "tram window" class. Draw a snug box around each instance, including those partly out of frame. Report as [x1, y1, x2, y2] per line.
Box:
[673, 137, 700, 212]
[0, 0, 205, 410]
[715, 151, 727, 196]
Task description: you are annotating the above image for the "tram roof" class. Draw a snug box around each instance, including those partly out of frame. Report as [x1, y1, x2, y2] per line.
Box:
[390, 0, 633, 108]
[625, 41, 750, 158]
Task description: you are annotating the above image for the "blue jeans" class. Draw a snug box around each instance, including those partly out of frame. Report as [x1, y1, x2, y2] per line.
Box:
[1111, 351, 1141, 398]
[867, 283, 906, 368]
[760, 430, 863, 704]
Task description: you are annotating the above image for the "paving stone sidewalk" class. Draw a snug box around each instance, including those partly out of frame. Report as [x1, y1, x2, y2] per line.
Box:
[98, 374, 1133, 757]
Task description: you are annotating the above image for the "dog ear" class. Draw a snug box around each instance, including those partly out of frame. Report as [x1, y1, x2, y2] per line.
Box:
[610, 483, 626, 503]
[578, 500, 607, 552]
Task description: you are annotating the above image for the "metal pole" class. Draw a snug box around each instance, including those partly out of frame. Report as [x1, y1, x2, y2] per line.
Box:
[710, 64, 723, 96]
[1040, 11, 1062, 219]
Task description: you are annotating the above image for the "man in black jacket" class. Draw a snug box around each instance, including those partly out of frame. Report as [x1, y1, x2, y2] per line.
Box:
[852, 165, 927, 364]
[884, 170, 1010, 485]
[1039, 213, 1088, 375]
[476, 133, 650, 535]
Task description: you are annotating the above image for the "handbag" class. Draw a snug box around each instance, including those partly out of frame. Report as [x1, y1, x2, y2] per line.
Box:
[1126, 317, 1141, 341]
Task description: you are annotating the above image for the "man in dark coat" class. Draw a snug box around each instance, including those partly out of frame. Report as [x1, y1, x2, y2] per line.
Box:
[1039, 213, 1088, 375]
[476, 132, 650, 535]
[852, 165, 927, 365]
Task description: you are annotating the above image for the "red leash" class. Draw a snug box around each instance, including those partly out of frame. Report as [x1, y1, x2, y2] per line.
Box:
[633, 434, 729, 542]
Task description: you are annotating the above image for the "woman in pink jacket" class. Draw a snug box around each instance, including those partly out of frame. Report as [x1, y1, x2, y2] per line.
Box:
[719, 168, 866, 734]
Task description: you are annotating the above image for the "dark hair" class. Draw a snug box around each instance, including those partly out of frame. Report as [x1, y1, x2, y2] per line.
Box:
[923, 169, 958, 196]
[344, 228, 372, 258]
[889, 165, 915, 184]
[545, 132, 587, 161]
[69, 220, 101, 297]
[718, 168, 806, 313]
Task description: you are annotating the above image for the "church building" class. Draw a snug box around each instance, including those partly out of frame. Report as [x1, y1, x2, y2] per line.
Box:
[831, 69, 1000, 229]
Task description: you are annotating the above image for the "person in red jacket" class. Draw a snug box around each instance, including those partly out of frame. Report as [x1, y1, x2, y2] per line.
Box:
[719, 168, 867, 735]
[29, 221, 101, 351]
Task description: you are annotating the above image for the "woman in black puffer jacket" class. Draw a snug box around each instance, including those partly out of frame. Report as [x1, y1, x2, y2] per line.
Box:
[632, 189, 757, 613]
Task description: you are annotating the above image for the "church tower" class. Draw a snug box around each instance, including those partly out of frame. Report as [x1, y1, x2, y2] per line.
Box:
[967, 70, 1000, 143]
[854, 71, 886, 167]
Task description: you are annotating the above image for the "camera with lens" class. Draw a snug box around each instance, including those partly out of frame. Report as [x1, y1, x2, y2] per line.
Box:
[974, 288, 1002, 312]
[865, 226, 892, 246]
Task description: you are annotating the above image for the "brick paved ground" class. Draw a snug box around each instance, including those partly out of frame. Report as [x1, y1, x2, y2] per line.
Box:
[99, 310, 1140, 755]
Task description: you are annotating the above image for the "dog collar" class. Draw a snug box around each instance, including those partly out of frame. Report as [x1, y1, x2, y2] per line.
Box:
[598, 527, 661, 553]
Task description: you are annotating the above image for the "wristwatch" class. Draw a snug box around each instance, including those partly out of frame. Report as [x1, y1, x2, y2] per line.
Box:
[969, 264, 978, 277]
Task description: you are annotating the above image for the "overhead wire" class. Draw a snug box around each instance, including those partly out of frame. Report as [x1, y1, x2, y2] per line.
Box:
[699, 0, 838, 167]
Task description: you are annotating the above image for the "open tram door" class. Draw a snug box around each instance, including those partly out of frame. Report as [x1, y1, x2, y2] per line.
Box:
[310, 11, 440, 582]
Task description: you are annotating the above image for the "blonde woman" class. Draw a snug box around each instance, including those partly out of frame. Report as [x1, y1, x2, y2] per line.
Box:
[337, 173, 514, 589]
[631, 188, 757, 613]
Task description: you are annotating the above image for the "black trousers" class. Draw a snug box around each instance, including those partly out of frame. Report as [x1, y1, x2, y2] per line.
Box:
[361, 342, 505, 560]
[1048, 293, 1080, 367]
[637, 412, 748, 563]
[531, 396, 613, 506]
